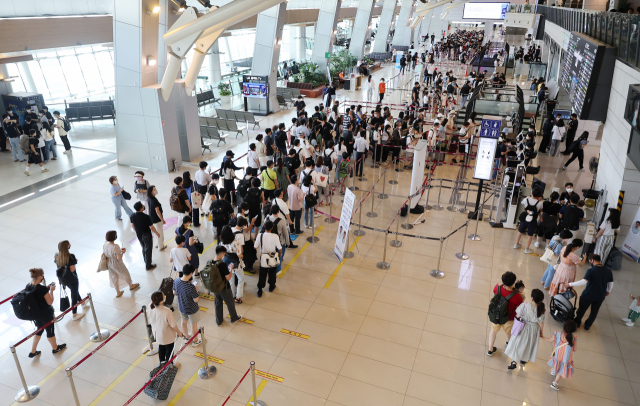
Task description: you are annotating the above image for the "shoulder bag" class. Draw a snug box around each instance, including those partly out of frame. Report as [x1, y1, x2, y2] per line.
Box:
[510, 303, 527, 337]
[121, 190, 131, 200]
[59, 286, 70, 312]
[97, 253, 108, 272]
[259, 234, 280, 268]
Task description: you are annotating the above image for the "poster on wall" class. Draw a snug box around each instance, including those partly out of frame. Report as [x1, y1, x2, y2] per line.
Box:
[334, 189, 356, 263]
[621, 206, 640, 262]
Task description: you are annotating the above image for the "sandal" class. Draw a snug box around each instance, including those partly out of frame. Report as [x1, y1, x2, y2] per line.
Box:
[28, 351, 41, 358]
[507, 361, 517, 370]
[115, 291, 124, 298]
[129, 283, 140, 291]
[235, 298, 243, 304]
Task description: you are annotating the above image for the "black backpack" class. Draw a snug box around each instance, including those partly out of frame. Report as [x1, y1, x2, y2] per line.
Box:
[561, 205, 581, 230]
[62, 117, 71, 132]
[12, 284, 42, 321]
[568, 140, 581, 153]
[323, 150, 334, 171]
[245, 188, 262, 214]
[237, 176, 252, 200]
[209, 200, 228, 225]
[518, 199, 539, 222]
[488, 285, 517, 325]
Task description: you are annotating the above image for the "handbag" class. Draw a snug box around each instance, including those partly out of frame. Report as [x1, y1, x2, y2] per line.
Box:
[316, 172, 328, 188]
[97, 253, 108, 272]
[191, 190, 202, 209]
[305, 193, 318, 207]
[59, 287, 70, 312]
[194, 241, 204, 254]
[511, 303, 527, 337]
[121, 190, 131, 200]
[201, 192, 212, 214]
[540, 247, 559, 266]
[259, 234, 280, 268]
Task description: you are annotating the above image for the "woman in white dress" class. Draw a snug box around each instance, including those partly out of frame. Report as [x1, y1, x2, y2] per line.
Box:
[103, 231, 139, 297]
[365, 75, 376, 103]
[505, 288, 545, 369]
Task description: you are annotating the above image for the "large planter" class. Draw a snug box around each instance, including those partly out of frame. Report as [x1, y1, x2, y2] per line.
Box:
[221, 95, 230, 104]
[286, 82, 324, 98]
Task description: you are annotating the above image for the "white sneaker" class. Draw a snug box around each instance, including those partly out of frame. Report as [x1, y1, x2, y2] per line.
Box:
[524, 248, 533, 254]
[24, 171, 30, 176]
[72, 313, 85, 321]
[82, 301, 91, 309]
[513, 244, 521, 249]
[314, 213, 321, 218]
[622, 318, 631, 322]
[578, 168, 585, 172]
[41, 169, 49, 173]
[534, 242, 540, 248]
[626, 322, 635, 327]
[191, 338, 202, 347]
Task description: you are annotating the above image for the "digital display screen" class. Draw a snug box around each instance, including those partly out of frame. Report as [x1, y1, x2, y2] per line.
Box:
[473, 137, 498, 181]
[462, 2, 510, 20]
[625, 85, 640, 131]
[242, 83, 268, 99]
[628, 127, 640, 174]
[560, 33, 598, 119]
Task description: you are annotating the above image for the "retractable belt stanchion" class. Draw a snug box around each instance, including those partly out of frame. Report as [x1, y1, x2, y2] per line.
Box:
[389, 157, 399, 184]
[366, 177, 378, 218]
[423, 165, 432, 211]
[459, 180, 471, 214]
[370, 145, 378, 168]
[198, 327, 217, 379]
[11, 346, 39, 402]
[353, 190, 366, 236]
[456, 221, 470, 260]
[447, 171, 461, 212]
[349, 157, 360, 191]
[429, 237, 445, 279]
[390, 211, 402, 247]
[325, 190, 337, 224]
[469, 185, 487, 241]
[378, 169, 389, 199]
[249, 361, 267, 406]
[433, 179, 444, 210]
[142, 305, 158, 356]
[343, 226, 354, 259]
[307, 208, 319, 243]
[401, 196, 414, 230]
[66, 369, 81, 406]
[88, 293, 110, 342]
[377, 231, 391, 270]
[485, 186, 497, 223]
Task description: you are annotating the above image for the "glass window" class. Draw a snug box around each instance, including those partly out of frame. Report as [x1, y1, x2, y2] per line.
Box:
[26, 60, 52, 100]
[95, 51, 114, 88]
[59, 56, 88, 97]
[6, 63, 26, 93]
[77, 53, 104, 93]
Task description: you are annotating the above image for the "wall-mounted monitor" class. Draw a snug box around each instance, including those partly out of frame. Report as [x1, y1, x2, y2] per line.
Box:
[462, 2, 510, 20]
[624, 84, 640, 131]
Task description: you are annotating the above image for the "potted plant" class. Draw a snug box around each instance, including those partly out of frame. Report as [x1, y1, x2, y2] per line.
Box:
[217, 82, 232, 103]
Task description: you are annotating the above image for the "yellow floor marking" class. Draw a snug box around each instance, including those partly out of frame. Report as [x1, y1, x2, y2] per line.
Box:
[255, 370, 284, 382]
[280, 328, 309, 339]
[88, 353, 147, 406]
[278, 225, 324, 278]
[193, 352, 225, 364]
[198, 240, 217, 256]
[324, 236, 362, 289]
[99, 322, 120, 331]
[166, 361, 204, 406]
[246, 380, 268, 406]
[199, 306, 208, 311]
[10, 341, 93, 406]
[198, 292, 216, 301]
[225, 315, 254, 325]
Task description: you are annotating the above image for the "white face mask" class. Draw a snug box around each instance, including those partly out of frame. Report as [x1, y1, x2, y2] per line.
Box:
[212, 180, 219, 185]
[112, 180, 118, 185]
[566, 188, 573, 193]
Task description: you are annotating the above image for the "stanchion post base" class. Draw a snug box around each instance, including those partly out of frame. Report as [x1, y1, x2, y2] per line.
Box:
[378, 194, 389, 199]
[358, 177, 368, 182]
[389, 240, 403, 247]
[249, 401, 267, 406]
[324, 217, 337, 223]
[376, 261, 391, 270]
[142, 344, 159, 356]
[468, 234, 482, 241]
[401, 224, 414, 230]
[433, 205, 443, 211]
[353, 230, 366, 236]
[430, 270, 445, 279]
[348, 186, 360, 191]
[388, 180, 398, 185]
[343, 251, 354, 259]
[90, 330, 110, 342]
[15, 386, 39, 403]
[198, 365, 217, 379]
[446, 206, 458, 212]
[370, 164, 379, 168]
[306, 236, 320, 243]
[395, 168, 404, 173]
[366, 212, 378, 218]
[459, 208, 469, 214]
[423, 205, 432, 211]
[455, 253, 469, 260]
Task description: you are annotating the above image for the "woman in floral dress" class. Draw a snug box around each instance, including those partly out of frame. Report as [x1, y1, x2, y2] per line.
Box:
[103, 231, 139, 297]
[549, 239, 586, 297]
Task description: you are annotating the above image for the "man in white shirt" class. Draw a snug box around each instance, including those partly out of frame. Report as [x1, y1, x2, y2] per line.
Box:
[298, 133, 313, 160]
[354, 131, 368, 177]
[195, 161, 212, 194]
[169, 235, 191, 276]
[295, 118, 309, 140]
[52, 111, 72, 153]
[254, 220, 282, 297]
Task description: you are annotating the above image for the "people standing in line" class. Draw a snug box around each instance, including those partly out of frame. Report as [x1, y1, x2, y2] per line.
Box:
[513, 188, 544, 254]
[542, 320, 578, 391]
[504, 289, 546, 369]
[195, 161, 212, 194]
[148, 291, 183, 367]
[562, 131, 589, 172]
[103, 231, 139, 297]
[26, 268, 66, 358]
[256, 134, 267, 168]
[487, 272, 524, 357]
[210, 246, 243, 325]
[549, 239, 587, 296]
[109, 176, 133, 221]
[247, 143, 260, 172]
[275, 157, 291, 199]
[301, 165, 318, 228]
[287, 174, 304, 235]
[55, 240, 87, 321]
[266, 205, 290, 276]
[176, 215, 201, 277]
[24, 129, 49, 176]
[172, 264, 202, 347]
[133, 171, 150, 213]
[354, 131, 368, 177]
[541, 230, 573, 290]
[172, 177, 192, 224]
[40, 118, 57, 163]
[568, 254, 613, 330]
[170, 235, 191, 277]
[147, 186, 167, 251]
[254, 220, 282, 297]
[53, 111, 72, 153]
[222, 159, 240, 204]
[593, 208, 621, 263]
[209, 188, 235, 239]
[130, 201, 160, 270]
[260, 160, 278, 201]
[219, 225, 245, 304]
[314, 157, 330, 205]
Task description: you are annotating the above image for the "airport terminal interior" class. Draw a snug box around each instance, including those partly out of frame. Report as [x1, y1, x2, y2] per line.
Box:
[1, 0, 640, 405]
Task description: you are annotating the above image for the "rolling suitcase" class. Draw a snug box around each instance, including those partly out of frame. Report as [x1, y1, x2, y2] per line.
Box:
[144, 337, 182, 400]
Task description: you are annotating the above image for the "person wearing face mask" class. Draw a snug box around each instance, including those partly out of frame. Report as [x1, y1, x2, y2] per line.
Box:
[541, 229, 573, 290]
[567, 254, 614, 330]
[147, 186, 166, 251]
[133, 171, 150, 214]
[559, 183, 579, 206]
[109, 175, 133, 221]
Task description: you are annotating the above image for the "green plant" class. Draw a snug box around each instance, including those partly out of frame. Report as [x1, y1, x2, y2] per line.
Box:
[328, 49, 358, 81]
[218, 82, 231, 96]
[362, 56, 374, 66]
[291, 62, 327, 87]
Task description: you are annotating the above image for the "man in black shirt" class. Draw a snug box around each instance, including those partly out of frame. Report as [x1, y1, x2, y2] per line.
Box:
[264, 128, 277, 160]
[274, 123, 288, 158]
[221, 150, 244, 173]
[3, 110, 23, 161]
[412, 82, 420, 103]
[211, 245, 242, 325]
[343, 122, 354, 156]
[209, 188, 235, 238]
[312, 106, 323, 120]
[568, 254, 613, 330]
[460, 80, 471, 107]
[130, 201, 160, 270]
[561, 113, 579, 155]
[293, 96, 306, 116]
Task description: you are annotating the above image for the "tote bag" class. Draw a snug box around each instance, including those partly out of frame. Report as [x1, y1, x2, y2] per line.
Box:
[511, 303, 527, 337]
[540, 247, 559, 266]
[259, 234, 280, 268]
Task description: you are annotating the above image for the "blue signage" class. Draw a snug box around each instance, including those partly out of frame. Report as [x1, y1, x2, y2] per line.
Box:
[480, 119, 501, 139]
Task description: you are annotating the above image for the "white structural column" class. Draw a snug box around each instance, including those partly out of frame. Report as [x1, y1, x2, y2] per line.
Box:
[0, 65, 13, 115]
[208, 41, 222, 89]
[296, 26, 306, 60]
[349, 0, 376, 60]
[392, 0, 416, 48]
[310, 0, 341, 71]
[372, 0, 396, 53]
[113, 0, 184, 171]
[249, 2, 287, 113]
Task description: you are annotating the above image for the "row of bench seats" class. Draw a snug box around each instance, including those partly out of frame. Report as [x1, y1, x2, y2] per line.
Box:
[276, 87, 303, 109]
[368, 52, 393, 62]
[199, 116, 247, 153]
[215, 109, 261, 129]
[64, 99, 115, 124]
[196, 90, 220, 107]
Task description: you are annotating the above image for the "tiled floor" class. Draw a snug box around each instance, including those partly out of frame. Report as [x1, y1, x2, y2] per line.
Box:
[0, 57, 637, 406]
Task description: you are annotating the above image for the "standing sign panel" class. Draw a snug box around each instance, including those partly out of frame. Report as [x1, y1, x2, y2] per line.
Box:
[473, 137, 498, 181]
[334, 189, 356, 263]
[622, 206, 640, 262]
